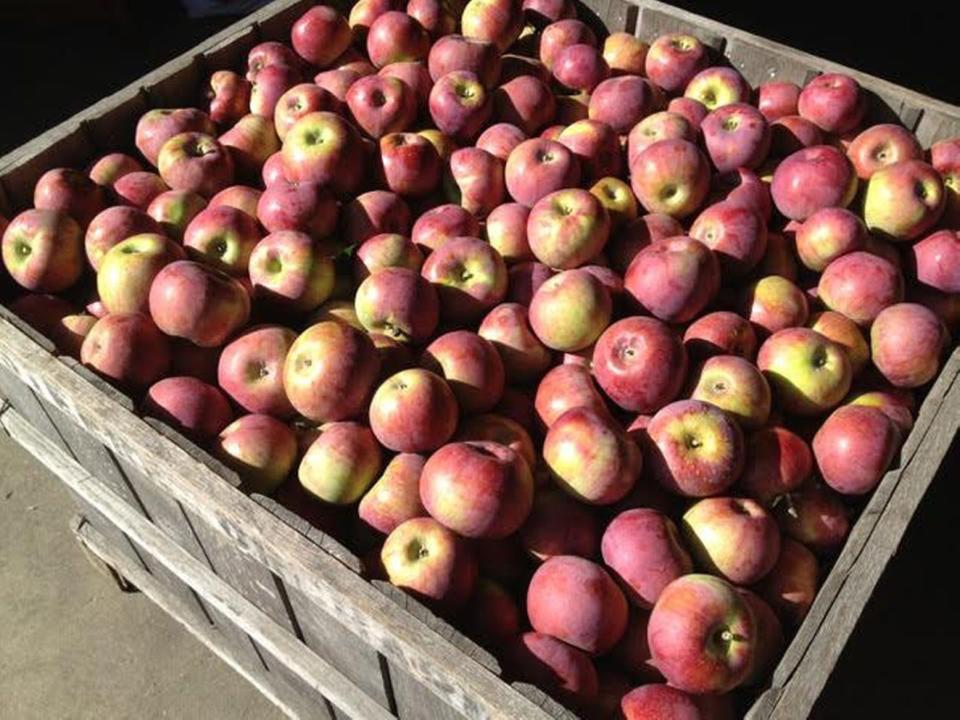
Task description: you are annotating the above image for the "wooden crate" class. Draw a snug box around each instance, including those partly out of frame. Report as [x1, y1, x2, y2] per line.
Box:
[1, 1, 958, 719]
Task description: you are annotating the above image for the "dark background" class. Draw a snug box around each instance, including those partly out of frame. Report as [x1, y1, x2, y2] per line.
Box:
[1, 1, 958, 717]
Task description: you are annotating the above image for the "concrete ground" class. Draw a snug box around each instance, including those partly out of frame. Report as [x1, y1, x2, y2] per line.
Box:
[0, 430, 283, 720]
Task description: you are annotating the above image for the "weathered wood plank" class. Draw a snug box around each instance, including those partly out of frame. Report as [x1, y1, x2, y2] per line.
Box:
[914, 107, 960, 147]
[634, 4, 726, 51]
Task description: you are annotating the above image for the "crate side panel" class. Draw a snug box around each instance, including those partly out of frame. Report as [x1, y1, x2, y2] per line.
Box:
[915, 108, 960, 146]
[576, 0, 637, 34]
[634, 5, 726, 50]
[202, 26, 260, 77]
[724, 36, 816, 86]
[82, 88, 151, 155]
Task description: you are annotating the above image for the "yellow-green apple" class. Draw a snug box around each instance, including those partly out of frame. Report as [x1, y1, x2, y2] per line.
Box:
[456, 412, 536, 470]
[758, 538, 817, 626]
[538, 18, 596, 70]
[421, 330, 505, 413]
[690, 355, 772, 429]
[410, 204, 479, 253]
[757, 327, 852, 415]
[484, 202, 532, 262]
[358, 452, 427, 535]
[668, 96, 708, 130]
[593, 316, 687, 413]
[33, 167, 106, 228]
[157, 132, 234, 199]
[283, 321, 380, 421]
[520, 488, 598, 560]
[684, 310, 757, 361]
[557, 119, 621, 184]
[847, 123, 923, 179]
[81, 313, 171, 390]
[631, 139, 711, 219]
[743, 275, 809, 335]
[682, 497, 780, 584]
[544, 406, 640, 504]
[529, 268, 612, 353]
[208, 185, 260, 220]
[183, 204, 261, 276]
[620, 684, 732, 720]
[775, 480, 849, 553]
[368, 367, 458, 451]
[644, 34, 708, 94]
[809, 310, 869, 374]
[135, 108, 216, 166]
[602, 31, 647, 75]
[84, 206, 161, 270]
[527, 554, 628, 654]
[608, 213, 683, 274]
[757, 80, 800, 121]
[421, 235, 507, 322]
[261, 151, 289, 187]
[219, 113, 280, 179]
[737, 588, 785, 685]
[507, 260, 554, 305]
[912, 229, 960, 294]
[429, 70, 492, 142]
[217, 325, 297, 418]
[794, 206, 867, 272]
[493, 75, 556, 136]
[871, 302, 946, 388]
[2, 209, 83, 292]
[444, 147, 506, 217]
[354, 233, 423, 282]
[847, 387, 914, 434]
[245, 41, 299, 83]
[701, 103, 771, 173]
[346, 75, 417, 139]
[257, 180, 337, 239]
[646, 399, 745, 497]
[503, 632, 598, 709]
[146, 189, 206, 241]
[738, 425, 812, 507]
[691, 201, 768, 278]
[647, 574, 755, 693]
[88, 152, 142, 186]
[628, 112, 696, 169]
[476, 123, 527, 162]
[818, 251, 903, 326]
[97, 233, 186, 314]
[462, 0, 523, 51]
[51, 313, 98, 360]
[428, 34, 501, 87]
[527, 188, 610, 269]
[684, 66, 751, 111]
[602, 508, 692, 608]
[291, 5, 351, 67]
[624, 236, 719, 323]
[149, 260, 250, 347]
[282, 111, 364, 195]
[273, 84, 340, 143]
[505, 138, 580, 208]
[142, 376, 233, 443]
[382, 516, 478, 611]
[355, 267, 439, 343]
[771, 145, 857, 221]
[589, 178, 637, 234]
[588, 76, 657, 135]
[770, 114, 824, 157]
[343, 190, 412, 245]
[863, 159, 945, 240]
[207, 70, 252, 127]
[214, 414, 298, 494]
[299, 421, 382, 504]
[249, 63, 301, 118]
[534, 363, 608, 427]
[249, 230, 335, 311]
[478, 302, 552, 382]
[798, 72, 866, 134]
[112, 171, 169, 210]
[553, 43, 609, 93]
[365, 10, 429, 68]
[376, 132, 442, 197]
[420, 439, 533, 538]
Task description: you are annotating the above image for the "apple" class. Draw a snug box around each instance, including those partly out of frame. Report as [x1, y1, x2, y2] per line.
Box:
[410, 203, 479, 252]
[112, 171, 169, 210]
[527, 188, 610, 269]
[776, 480, 849, 553]
[498, 52, 551, 84]
[757, 327, 853, 415]
[504, 138, 580, 208]
[81, 313, 171, 390]
[464, 578, 521, 649]
[420, 235, 507, 322]
[476, 123, 527, 163]
[871, 302, 946, 388]
[282, 111, 364, 195]
[556, 119, 621, 185]
[421, 330, 505, 413]
[207, 70, 252, 127]
[847, 123, 923, 179]
[353, 233, 423, 282]
[248, 230, 335, 312]
[84, 206, 161, 270]
[256, 180, 338, 239]
[620, 684, 731, 720]
[534, 363, 608, 428]
[183, 204, 261, 276]
[738, 425, 813, 506]
[684, 311, 757, 360]
[757, 80, 801, 121]
[667, 96, 709, 130]
[142, 376, 233, 443]
[602, 508, 692, 608]
[249, 64, 301, 118]
[298, 421, 382, 505]
[588, 76, 657, 135]
[647, 574, 755, 694]
[690, 200, 768, 278]
[219, 113, 280, 179]
[770, 115, 824, 157]
[135, 108, 215, 166]
[847, 388, 914, 435]
[758, 538, 818, 627]
[809, 311, 869, 374]
[217, 325, 297, 418]
[493, 75, 556, 136]
[261, 152, 290, 188]
[507, 260, 554, 305]
[375, 133, 442, 198]
[209, 185, 260, 221]
[456, 412, 536, 470]
[346, 75, 417, 139]
[911, 229, 960, 294]
[367, 367, 458, 453]
[342, 190, 412, 245]
[51, 313, 98, 360]
[313, 67, 364, 104]
[97, 233, 186, 315]
[444, 146, 506, 217]
[213, 414, 298, 494]
[757, 230, 798, 280]
[427, 70, 492, 144]
[798, 72, 866, 134]
[863, 159, 945, 241]
[818, 251, 903, 326]
[291, 5, 351, 67]
[538, 18, 596, 69]
[417, 127, 458, 161]
[631, 139, 711, 218]
[273, 84, 340, 143]
[528, 268, 612, 354]
[608, 213, 683, 274]
[348, 0, 399, 40]
[482, 202, 530, 263]
[2, 209, 83, 292]
[590, 177, 638, 230]
[504, 632, 598, 708]
[88, 152, 142, 186]
[771, 145, 857, 221]
[794, 206, 868, 272]
[528, 555, 628, 654]
[245, 41, 299, 83]
[428, 34, 501, 87]
[690, 355, 772, 429]
[743, 275, 809, 336]
[8, 293, 74, 338]
[145, 189, 206, 241]
[593, 316, 687, 414]
[157, 132, 234, 198]
[477, 302, 552, 382]
[358, 452, 427, 535]
[624, 236, 720, 323]
[701, 103, 771, 173]
[603, 31, 647, 75]
[684, 66, 751, 111]
[33, 167, 106, 228]
[522, 0, 575, 26]
[379, 61, 432, 113]
[645, 32, 708, 91]
[518, 488, 597, 561]
[553, 43, 609, 93]
[628, 112, 696, 169]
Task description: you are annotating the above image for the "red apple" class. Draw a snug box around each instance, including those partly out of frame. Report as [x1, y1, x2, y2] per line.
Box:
[529, 268, 612, 353]
[428, 34, 501, 87]
[81, 313, 171, 390]
[818, 251, 904, 326]
[684, 311, 758, 361]
[770, 114, 824, 157]
[504, 632, 598, 708]
[368, 367, 458, 451]
[644, 33, 709, 94]
[112, 171, 169, 210]
[214, 414, 298, 494]
[410, 203, 480, 252]
[757, 327, 853, 415]
[2, 209, 83, 292]
[757, 80, 801, 122]
[143, 376, 233, 443]
[88, 152, 142, 186]
[809, 310, 870, 374]
[758, 538, 818, 627]
[135, 108, 215, 167]
[602, 31, 648, 75]
[625, 236, 720, 323]
[421, 330, 505, 413]
[557, 119, 621, 185]
[743, 275, 810, 336]
[148, 189, 208, 241]
[33, 167, 106, 228]
[85, 205, 162, 270]
[217, 325, 297, 418]
[429, 70, 493, 142]
[157, 132, 234, 198]
[493, 75, 556, 136]
[847, 123, 923, 179]
[478, 302, 552, 382]
[444, 146, 506, 217]
[421, 235, 508, 322]
[631, 139, 711, 219]
[358, 452, 427, 536]
[97, 233, 186, 314]
[776, 480, 850, 553]
[553, 43, 609, 93]
[588, 76, 657, 135]
[257, 180, 338, 239]
[184, 204, 262, 276]
[505, 138, 580, 208]
[607, 213, 684, 274]
[871, 302, 946, 388]
[291, 5, 351, 67]
[207, 70, 252, 127]
[684, 66, 751, 111]
[628, 112, 696, 169]
[249, 64, 301, 118]
[249, 230, 335, 312]
[798, 72, 866, 134]
[795, 206, 868, 272]
[527, 188, 610, 269]
[863, 159, 945, 241]
[690, 354, 772, 429]
[346, 75, 417, 139]
[476, 123, 527, 162]
[282, 111, 365, 195]
[520, 489, 599, 561]
[342, 190, 412, 245]
[771, 145, 858, 221]
[534, 363, 608, 428]
[375, 132, 442, 197]
[701, 103, 771, 173]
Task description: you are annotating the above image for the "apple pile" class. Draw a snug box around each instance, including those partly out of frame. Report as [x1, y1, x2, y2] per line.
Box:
[2, 0, 958, 716]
